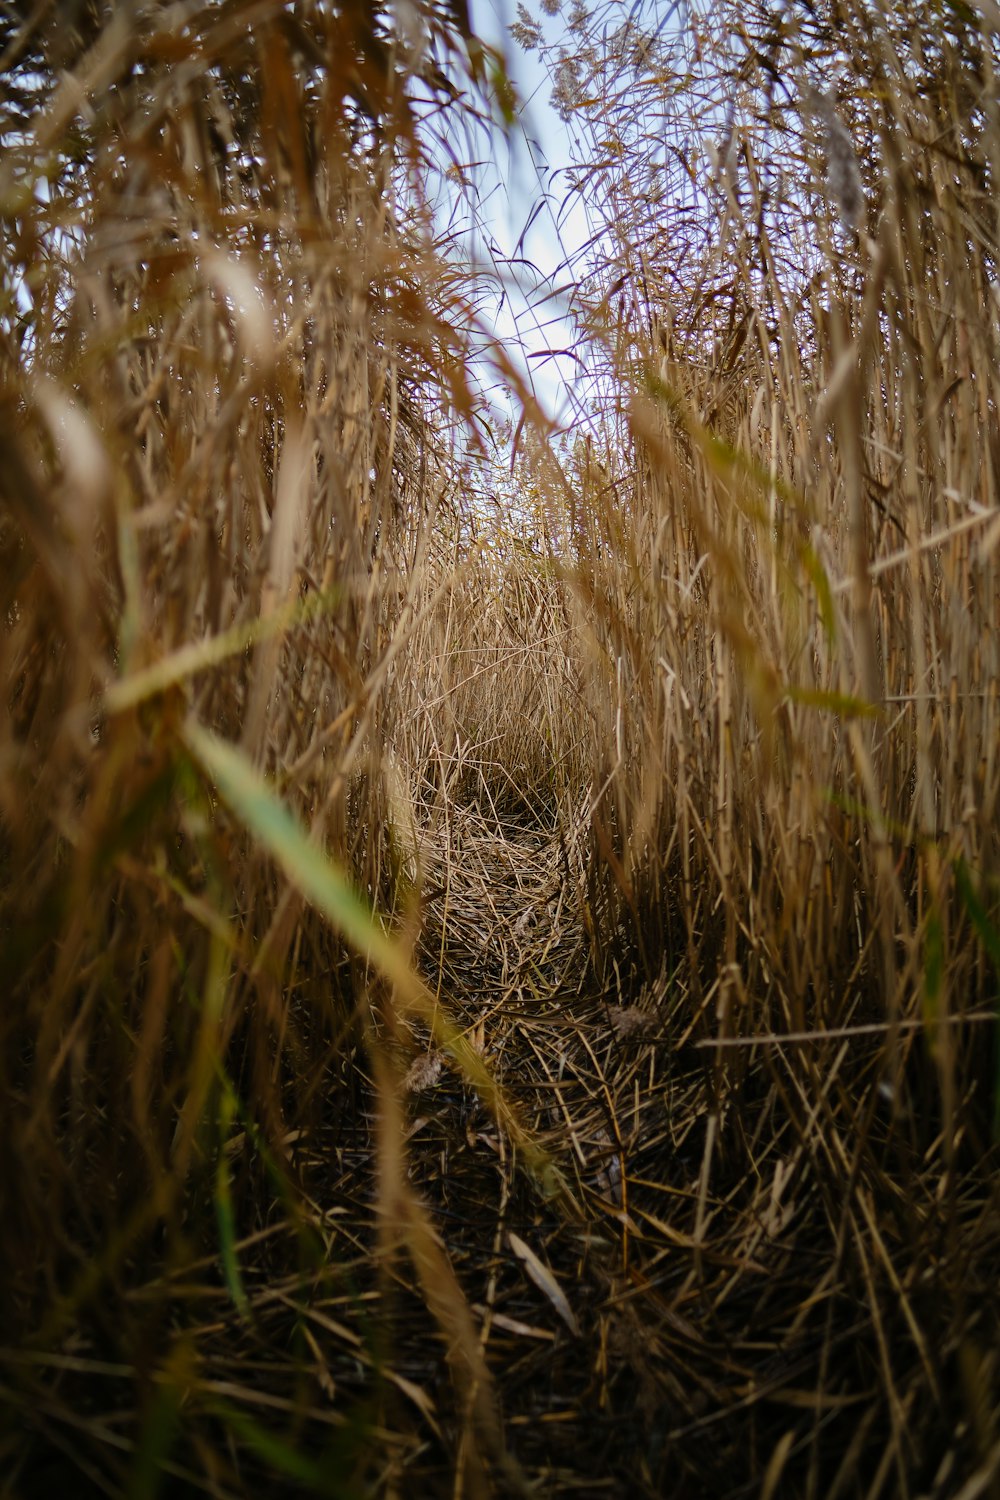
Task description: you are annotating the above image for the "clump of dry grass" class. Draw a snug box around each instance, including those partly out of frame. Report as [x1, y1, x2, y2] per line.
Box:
[388, 514, 585, 824]
[497, 0, 1000, 1491]
[0, 3, 539, 1492]
[544, 0, 1000, 1071]
[5, 0, 1000, 1495]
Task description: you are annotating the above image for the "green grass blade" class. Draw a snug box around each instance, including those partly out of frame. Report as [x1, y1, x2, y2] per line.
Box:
[105, 590, 339, 716]
[215, 1083, 250, 1321]
[183, 721, 416, 997]
[182, 722, 562, 1192]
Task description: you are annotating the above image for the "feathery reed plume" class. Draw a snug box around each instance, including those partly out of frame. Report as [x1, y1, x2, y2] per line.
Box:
[805, 85, 865, 230]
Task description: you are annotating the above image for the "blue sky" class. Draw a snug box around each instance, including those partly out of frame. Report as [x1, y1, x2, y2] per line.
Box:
[454, 0, 591, 426]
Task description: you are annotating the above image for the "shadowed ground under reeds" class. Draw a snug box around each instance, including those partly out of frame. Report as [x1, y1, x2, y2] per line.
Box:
[3, 0, 1000, 1495]
[8, 779, 998, 1497]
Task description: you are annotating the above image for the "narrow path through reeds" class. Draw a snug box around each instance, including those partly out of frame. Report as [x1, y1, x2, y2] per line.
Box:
[332, 786, 988, 1498]
[3, 772, 997, 1499]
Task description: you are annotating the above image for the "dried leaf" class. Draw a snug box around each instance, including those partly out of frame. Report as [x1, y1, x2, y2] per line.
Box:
[592, 1128, 623, 1206]
[508, 1232, 580, 1337]
[610, 1006, 653, 1042]
[514, 906, 537, 937]
[404, 1052, 445, 1094]
[473, 1306, 556, 1342]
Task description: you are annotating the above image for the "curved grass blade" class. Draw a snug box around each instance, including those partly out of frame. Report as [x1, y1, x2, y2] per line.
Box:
[105, 590, 340, 717]
[182, 722, 565, 1196]
[215, 1082, 250, 1321]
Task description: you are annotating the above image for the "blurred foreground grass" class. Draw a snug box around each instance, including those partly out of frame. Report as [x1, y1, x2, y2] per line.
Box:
[3, 1, 1000, 1495]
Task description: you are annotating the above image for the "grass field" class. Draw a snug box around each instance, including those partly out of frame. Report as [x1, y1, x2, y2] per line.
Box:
[2, 1, 1000, 1495]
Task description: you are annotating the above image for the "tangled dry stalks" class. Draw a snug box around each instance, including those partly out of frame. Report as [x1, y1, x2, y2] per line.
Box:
[2, 0, 1000, 1496]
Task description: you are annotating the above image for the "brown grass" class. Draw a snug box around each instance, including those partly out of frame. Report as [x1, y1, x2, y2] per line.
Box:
[2, 0, 1000, 1496]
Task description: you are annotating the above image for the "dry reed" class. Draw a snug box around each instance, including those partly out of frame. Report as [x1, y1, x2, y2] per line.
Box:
[3, 0, 1000, 1496]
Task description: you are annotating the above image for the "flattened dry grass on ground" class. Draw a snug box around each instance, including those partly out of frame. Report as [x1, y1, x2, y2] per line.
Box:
[3, 0, 1000, 1496]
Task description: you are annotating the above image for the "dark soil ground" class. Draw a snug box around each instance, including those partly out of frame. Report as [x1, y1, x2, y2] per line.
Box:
[7, 799, 998, 1498]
